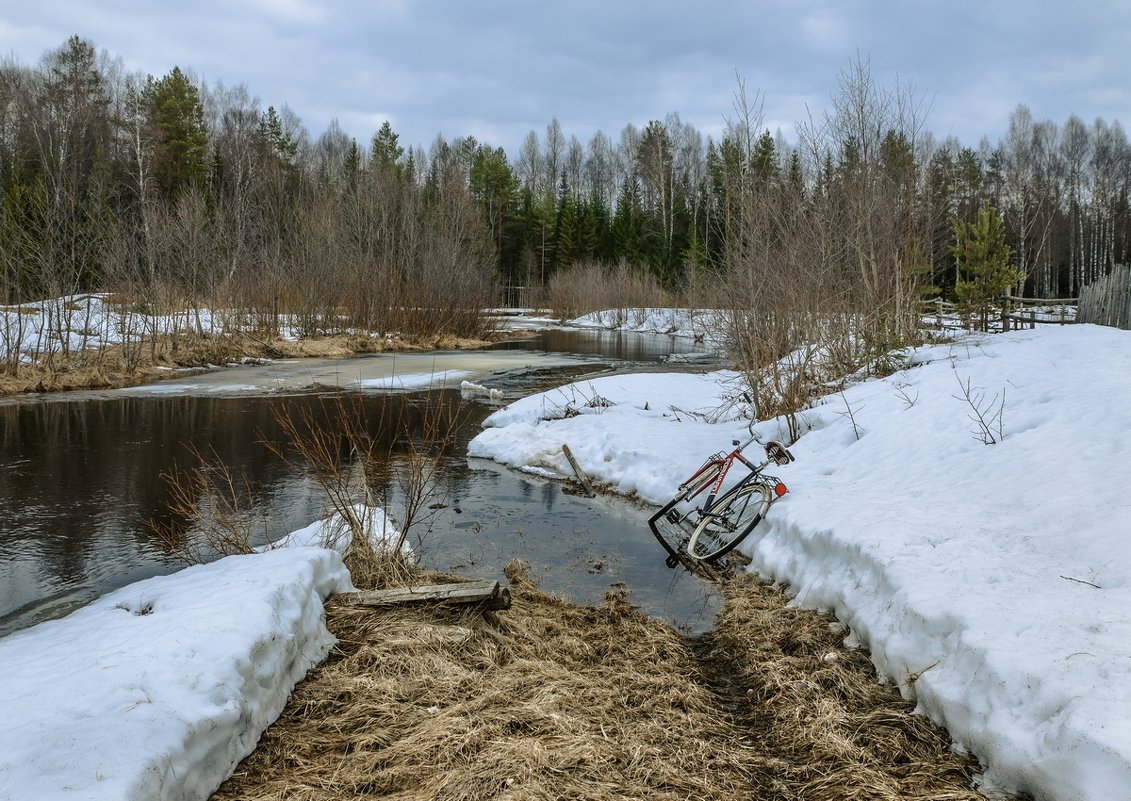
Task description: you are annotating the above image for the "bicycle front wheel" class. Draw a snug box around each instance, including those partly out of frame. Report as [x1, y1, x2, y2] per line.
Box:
[686, 483, 772, 562]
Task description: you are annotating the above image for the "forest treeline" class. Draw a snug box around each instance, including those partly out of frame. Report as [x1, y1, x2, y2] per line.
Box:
[1, 36, 1129, 388]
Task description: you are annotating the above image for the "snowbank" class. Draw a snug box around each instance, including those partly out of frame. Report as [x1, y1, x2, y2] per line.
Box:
[0, 544, 352, 801]
[469, 325, 1131, 801]
[468, 370, 745, 502]
[264, 503, 409, 559]
[570, 307, 726, 345]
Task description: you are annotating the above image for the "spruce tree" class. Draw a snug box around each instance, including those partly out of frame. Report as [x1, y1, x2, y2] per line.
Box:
[259, 106, 298, 168]
[554, 188, 577, 272]
[611, 179, 644, 267]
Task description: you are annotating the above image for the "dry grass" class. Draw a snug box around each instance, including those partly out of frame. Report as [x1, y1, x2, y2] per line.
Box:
[214, 560, 768, 800]
[212, 564, 1008, 801]
[701, 573, 1006, 800]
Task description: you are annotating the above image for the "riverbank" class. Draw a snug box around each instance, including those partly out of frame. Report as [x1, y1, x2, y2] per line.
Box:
[0, 330, 501, 396]
[213, 562, 985, 800]
[13, 314, 1126, 799]
[468, 324, 1131, 801]
[0, 295, 716, 397]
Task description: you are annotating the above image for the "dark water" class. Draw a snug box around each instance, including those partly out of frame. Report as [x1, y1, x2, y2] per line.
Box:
[493, 327, 713, 363]
[0, 331, 721, 637]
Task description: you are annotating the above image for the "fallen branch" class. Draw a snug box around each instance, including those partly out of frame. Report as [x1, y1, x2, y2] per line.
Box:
[1059, 575, 1101, 589]
[341, 580, 512, 610]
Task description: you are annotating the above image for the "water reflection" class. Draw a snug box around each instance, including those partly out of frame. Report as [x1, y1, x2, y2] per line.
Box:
[431, 459, 719, 631]
[1, 339, 722, 637]
[493, 328, 710, 362]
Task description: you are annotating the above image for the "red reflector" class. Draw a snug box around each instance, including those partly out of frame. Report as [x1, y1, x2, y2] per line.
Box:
[775, 483, 788, 497]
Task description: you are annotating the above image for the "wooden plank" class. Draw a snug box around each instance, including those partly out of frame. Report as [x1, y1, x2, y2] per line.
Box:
[343, 580, 512, 610]
[1003, 293, 1079, 304]
[562, 443, 596, 497]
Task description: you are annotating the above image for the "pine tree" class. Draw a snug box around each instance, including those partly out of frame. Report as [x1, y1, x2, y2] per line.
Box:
[148, 67, 208, 199]
[952, 205, 1021, 331]
[370, 120, 404, 179]
[469, 144, 517, 264]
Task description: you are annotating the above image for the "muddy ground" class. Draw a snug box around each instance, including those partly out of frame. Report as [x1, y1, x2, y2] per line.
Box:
[213, 561, 1014, 801]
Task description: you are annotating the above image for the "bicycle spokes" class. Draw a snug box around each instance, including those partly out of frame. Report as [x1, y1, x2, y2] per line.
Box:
[649, 434, 795, 568]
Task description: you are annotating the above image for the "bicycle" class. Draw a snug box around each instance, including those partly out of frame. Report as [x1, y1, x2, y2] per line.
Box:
[647, 425, 794, 568]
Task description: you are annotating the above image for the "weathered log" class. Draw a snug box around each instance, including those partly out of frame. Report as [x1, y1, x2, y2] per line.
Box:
[342, 580, 512, 610]
[562, 443, 595, 497]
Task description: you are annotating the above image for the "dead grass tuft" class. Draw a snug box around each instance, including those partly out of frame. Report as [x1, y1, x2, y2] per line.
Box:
[214, 560, 773, 800]
[698, 572, 1001, 800]
[212, 564, 1008, 801]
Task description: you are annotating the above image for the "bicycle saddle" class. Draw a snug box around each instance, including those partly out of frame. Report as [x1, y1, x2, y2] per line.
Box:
[764, 440, 794, 465]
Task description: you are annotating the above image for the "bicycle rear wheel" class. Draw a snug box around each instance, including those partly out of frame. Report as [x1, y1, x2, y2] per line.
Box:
[686, 482, 772, 562]
[647, 496, 688, 563]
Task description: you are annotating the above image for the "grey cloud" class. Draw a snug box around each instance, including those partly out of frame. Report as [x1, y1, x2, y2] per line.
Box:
[3, 0, 1126, 155]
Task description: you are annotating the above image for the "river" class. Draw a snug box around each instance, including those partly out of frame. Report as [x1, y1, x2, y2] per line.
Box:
[0, 328, 723, 638]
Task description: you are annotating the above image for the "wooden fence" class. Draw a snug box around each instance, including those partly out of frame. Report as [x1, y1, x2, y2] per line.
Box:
[1077, 265, 1131, 330]
[1001, 294, 1077, 329]
[923, 296, 1077, 332]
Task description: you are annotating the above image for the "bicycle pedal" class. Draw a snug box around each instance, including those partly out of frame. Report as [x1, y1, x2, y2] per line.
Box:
[665, 510, 682, 524]
[664, 554, 679, 569]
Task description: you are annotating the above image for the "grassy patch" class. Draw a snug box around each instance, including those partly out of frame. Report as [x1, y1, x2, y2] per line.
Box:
[212, 564, 1005, 801]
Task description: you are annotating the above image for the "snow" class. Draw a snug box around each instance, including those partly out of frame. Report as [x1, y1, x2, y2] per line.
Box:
[262, 503, 409, 559]
[0, 293, 222, 359]
[0, 545, 352, 801]
[353, 369, 473, 391]
[5, 300, 1126, 801]
[569, 307, 727, 345]
[0, 496, 422, 801]
[469, 324, 1131, 801]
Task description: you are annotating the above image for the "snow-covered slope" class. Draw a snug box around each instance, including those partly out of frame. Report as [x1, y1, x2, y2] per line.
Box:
[0, 546, 352, 801]
[469, 325, 1131, 801]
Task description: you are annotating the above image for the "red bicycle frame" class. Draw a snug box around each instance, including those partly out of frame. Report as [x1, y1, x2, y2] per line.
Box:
[679, 432, 762, 508]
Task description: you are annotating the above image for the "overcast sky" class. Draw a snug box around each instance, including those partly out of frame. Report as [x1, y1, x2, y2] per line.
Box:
[3, 0, 1128, 156]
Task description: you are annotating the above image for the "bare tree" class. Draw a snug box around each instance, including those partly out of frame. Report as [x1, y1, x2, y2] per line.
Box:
[565, 134, 584, 199]
[543, 117, 565, 196]
[1060, 115, 1090, 295]
[516, 129, 541, 194]
[584, 129, 616, 209]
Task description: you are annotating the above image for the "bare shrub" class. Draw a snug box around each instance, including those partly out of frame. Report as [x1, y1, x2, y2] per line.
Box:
[722, 61, 929, 430]
[148, 445, 266, 563]
[148, 391, 465, 588]
[953, 371, 1007, 444]
[547, 260, 671, 321]
[266, 392, 466, 587]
